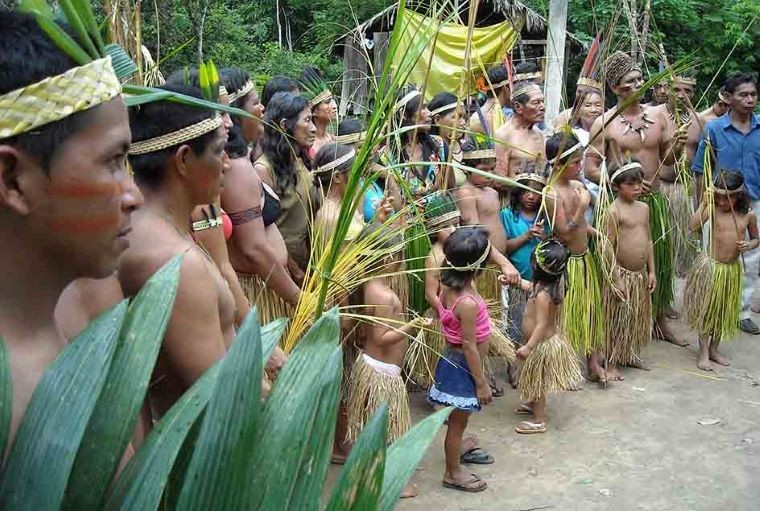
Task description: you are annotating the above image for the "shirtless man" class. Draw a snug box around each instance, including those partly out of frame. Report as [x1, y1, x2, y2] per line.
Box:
[586, 51, 687, 346]
[494, 82, 546, 181]
[699, 88, 730, 123]
[119, 85, 236, 425]
[544, 132, 606, 381]
[645, 81, 669, 108]
[0, 12, 142, 447]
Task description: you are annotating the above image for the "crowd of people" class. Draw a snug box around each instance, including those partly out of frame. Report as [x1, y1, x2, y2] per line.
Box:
[2, 8, 760, 499]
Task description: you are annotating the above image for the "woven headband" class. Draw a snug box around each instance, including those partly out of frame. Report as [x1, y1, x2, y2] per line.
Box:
[535, 253, 564, 275]
[577, 77, 603, 91]
[548, 142, 584, 164]
[610, 161, 643, 182]
[219, 85, 229, 97]
[491, 78, 511, 89]
[394, 90, 421, 111]
[0, 57, 121, 139]
[462, 148, 496, 160]
[228, 81, 254, 103]
[335, 131, 367, 145]
[718, 91, 730, 103]
[426, 210, 460, 228]
[129, 115, 223, 155]
[516, 172, 547, 185]
[446, 240, 491, 271]
[673, 75, 697, 86]
[309, 90, 333, 107]
[514, 72, 542, 82]
[315, 148, 356, 174]
[511, 83, 541, 101]
[430, 102, 459, 117]
[713, 185, 745, 196]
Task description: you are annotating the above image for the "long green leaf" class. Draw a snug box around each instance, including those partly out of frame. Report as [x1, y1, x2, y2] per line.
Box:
[71, 0, 105, 53]
[379, 407, 452, 511]
[58, 0, 99, 59]
[33, 14, 91, 66]
[0, 301, 127, 511]
[122, 84, 256, 118]
[123, 91, 176, 107]
[17, 0, 53, 18]
[105, 43, 139, 79]
[62, 256, 183, 511]
[247, 308, 342, 510]
[103, 362, 221, 511]
[325, 405, 388, 511]
[0, 338, 11, 460]
[260, 318, 288, 370]
[176, 309, 264, 510]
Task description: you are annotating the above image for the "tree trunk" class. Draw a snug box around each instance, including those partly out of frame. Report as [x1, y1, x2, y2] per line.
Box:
[544, 0, 568, 126]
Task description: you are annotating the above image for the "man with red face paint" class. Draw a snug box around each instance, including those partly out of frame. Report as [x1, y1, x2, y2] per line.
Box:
[0, 12, 143, 449]
[586, 51, 688, 349]
[494, 81, 547, 181]
[119, 84, 235, 430]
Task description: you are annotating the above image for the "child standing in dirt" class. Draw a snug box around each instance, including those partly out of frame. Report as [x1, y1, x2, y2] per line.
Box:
[428, 226, 494, 493]
[515, 238, 583, 434]
[685, 171, 758, 371]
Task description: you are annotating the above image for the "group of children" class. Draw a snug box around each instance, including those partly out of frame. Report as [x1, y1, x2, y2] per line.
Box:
[324, 122, 759, 495]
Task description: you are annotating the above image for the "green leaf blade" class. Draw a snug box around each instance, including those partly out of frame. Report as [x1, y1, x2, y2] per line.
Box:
[0, 339, 12, 461]
[57, 0, 99, 59]
[0, 301, 127, 511]
[105, 43, 139, 79]
[325, 405, 388, 511]
[62, 256, 183, 511]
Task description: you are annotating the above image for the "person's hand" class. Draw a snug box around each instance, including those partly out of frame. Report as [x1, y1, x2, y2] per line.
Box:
[414, 316, 434, 329]
[737, 240, 752, 253]
[500, 263, 521, 286]
[516, 345, 532, 361]
[642, 179, 653, 193]
[265, 346, 288, 381]
[575, 187, 591, 210]
[647, 272, 657, 293]
[529, 219, 546, 240]
[671, 125, 689, 149]
[374, 196, 394, 224]
[476, 382, 493, 405]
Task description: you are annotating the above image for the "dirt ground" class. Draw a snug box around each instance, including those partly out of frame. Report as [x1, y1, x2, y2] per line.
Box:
[394, 310, 760, 511]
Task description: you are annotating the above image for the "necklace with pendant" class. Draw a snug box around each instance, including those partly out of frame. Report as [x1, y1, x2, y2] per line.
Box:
[667, 108, 691, 127]
[619, 107, 656, 142]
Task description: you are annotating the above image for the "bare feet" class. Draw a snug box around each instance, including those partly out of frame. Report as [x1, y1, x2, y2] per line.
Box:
[400, 483, 418, 498]
[587, 356, 607, 387]
[507, 362, 519, 389]
[625, 358, 651, 371]
[664, 305, 680, 320]
[697, 353, 714, 372]
[709, 349, 730, 366]
[443, 471, 487, 493]
[607, 365, 624, 381]
[654, 322, 688, 347]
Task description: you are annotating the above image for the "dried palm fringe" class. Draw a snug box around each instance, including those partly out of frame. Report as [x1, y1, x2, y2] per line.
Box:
[641, 192, 675, 315]
[518, 334, 584, 401]
[406, 222, 432, 316]
[346, 354, 411, 444]
[389, 268, 409, 313]
[561, 252, 604, 354]
[237, 272, 292, 325]
[684, 254, 742, 341]
[660, 181, 699, 278]
[603, 267, 652, 365]
[475, 267, 501, 316]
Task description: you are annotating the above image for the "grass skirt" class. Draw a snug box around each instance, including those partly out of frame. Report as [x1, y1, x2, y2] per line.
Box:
[405, 312, 444, 388]
[389, 268, 409, 314]
[660, 181, 698, 278]
[560, 252, 604, 354]
[507, 286, 530, 344]
[428, 349, 481, 412]
[347, 353, 411, 443]
[641, 192, 675, 314]
[603, 267, 652, 365]
[405, 221, 432, 316]
[684, 254, 742, 341]
[237, 272, 292, 325]
[518, 334, 584, 401]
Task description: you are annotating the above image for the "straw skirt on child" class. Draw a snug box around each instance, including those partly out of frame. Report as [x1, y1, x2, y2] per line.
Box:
[518, 334, 583, 401]
[603, 266, 652, 365]
[684, 254, 742, 341]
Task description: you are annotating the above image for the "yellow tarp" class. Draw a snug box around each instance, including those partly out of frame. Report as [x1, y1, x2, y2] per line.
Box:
[392, 10, 519, 101]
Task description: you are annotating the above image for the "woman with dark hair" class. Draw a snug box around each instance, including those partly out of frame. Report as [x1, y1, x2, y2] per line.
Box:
[301, 67, 337, 158]
[428, 91, 466, 186]
[254, 91, 319, 283]
[220, 67, 265, 156]
[262, 75, 300, 108]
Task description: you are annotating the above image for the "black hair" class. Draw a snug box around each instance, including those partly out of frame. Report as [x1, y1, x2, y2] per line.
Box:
[608, 158, 644, 185]
[128, 84, 218, 189]
[164, 67, 199, 87]
[262, 75, 300, 108]
[338, 117, 364, 136]
[724, 73, 757, 94]
[508, 179, 544, 214]
[486, 64, 508, 97]
[545, 131, 581, 166]
[428, 91, 458, 136]
[514, 61, 539, 80]
[225, 126, 250, 160]
[261, 91, 312, 194]
[391, 84, 441, 170]
[313, 143, 354, 188]
[530, 238, 569, 304]
[220, 67, 253, 109]
[440, 226, 490, 290]
[714, 170, 750, 214]
[0, 12, 98, 171]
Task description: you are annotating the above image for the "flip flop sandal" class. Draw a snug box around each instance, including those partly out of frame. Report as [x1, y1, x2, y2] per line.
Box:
[442, 474, 488, 493]
[514, 404, 533, 415]
[460, 447, 494, 465]
[515, 420, 547, 434]
[489, 382, 505, 398]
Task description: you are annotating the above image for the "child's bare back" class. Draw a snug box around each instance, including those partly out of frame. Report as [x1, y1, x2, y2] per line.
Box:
[363, 280, 407, 367]
[609, 199, 651, 271]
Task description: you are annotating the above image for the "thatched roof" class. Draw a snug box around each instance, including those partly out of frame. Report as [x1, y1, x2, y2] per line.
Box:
[338, 0, 585, 46]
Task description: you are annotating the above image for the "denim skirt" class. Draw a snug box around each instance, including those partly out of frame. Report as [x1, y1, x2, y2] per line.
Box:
[427, 349, 480, 412]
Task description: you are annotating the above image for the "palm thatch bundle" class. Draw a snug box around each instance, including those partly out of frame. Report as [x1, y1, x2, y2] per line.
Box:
[660, 177, 699, 277]
[603, 266, 652, 365]
[640, 192, 675, 316]
[518, 334, 584, 401]
[560, 252, 604, 354]
[237, 272, 293, 326]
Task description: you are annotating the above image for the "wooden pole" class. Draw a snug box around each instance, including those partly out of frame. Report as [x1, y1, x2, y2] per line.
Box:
[544, 0, 568, 125]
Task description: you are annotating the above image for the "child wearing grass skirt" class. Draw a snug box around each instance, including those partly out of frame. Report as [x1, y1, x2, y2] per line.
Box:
[514, 238, 583, 434]
[428, 227, 495, 493]
[685, 171, 758, 372]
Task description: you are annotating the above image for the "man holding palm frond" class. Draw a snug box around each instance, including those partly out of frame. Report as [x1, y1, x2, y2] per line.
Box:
[586, 51, 688, 348]
[0, 11, 142, 448]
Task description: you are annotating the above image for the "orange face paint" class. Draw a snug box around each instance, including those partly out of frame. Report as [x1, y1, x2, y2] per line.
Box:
[49, 181, 121, 199]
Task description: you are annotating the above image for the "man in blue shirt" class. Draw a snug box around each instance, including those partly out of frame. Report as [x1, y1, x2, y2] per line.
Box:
[693, 73, 760, 334]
